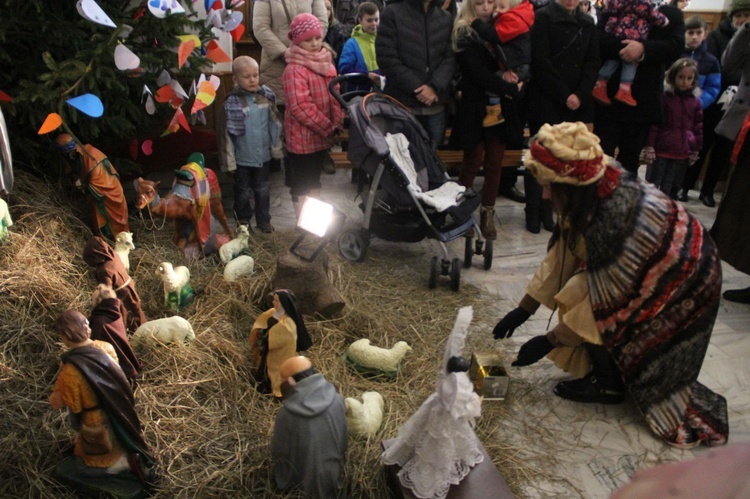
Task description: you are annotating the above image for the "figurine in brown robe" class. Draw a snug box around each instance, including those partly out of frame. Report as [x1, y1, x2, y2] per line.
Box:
[89, 284, 141, 385]
[83, 236, 146, 334]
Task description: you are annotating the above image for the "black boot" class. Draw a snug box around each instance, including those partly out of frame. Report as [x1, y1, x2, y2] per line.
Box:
[541, 200, 555, 232]
[553, 344, 625, 404]
[524, 173, 541, 234]
[723, 286, 750, 304]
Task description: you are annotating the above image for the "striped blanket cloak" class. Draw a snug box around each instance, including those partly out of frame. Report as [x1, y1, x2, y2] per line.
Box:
[584, 176, 728, 448]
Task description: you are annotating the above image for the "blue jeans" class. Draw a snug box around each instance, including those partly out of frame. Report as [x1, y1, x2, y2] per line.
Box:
[233, 163, 271, 224]
[415, 111, 446, 151]
[599, 59, 637, 84]
[646, 157, 688, 198]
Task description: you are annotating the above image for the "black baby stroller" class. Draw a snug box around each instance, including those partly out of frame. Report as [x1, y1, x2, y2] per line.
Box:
[330, 75, 493, 291]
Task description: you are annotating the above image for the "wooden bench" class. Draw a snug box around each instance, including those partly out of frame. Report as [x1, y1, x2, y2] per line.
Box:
[330, 149, 526, 171]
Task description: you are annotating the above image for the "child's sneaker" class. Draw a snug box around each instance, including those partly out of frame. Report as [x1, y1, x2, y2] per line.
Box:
[482, 104, 505, 127]
[257, 221, 275, 233]
[592, 81, 611, 105]
[614, 88, 637, 107]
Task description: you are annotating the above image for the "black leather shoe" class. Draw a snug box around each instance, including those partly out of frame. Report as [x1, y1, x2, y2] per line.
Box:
[499, 185, 526, 203]
[553, 374, 625, 404]
[699, 192, 716, 207]
[723, 287, 750, 304]
[676, 189, 688, 202]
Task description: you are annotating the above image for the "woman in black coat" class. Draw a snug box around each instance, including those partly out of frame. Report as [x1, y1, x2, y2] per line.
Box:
[452, 0, 519, 240]
[524, 0, 599, 233]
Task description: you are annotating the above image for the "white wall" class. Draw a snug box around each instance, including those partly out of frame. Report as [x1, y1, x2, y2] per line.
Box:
[685, 0, 729, 11]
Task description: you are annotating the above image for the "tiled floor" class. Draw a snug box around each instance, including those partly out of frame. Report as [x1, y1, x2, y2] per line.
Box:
[130, 163, 750, 497]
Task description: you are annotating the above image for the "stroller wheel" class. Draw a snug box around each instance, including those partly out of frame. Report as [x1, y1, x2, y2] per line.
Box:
[428, 256, 438, 289]
[463, 237, 473, 268]
[483, 239, 493, 270]
[450, 258, 461, 291]
[338, 230, 368, 262]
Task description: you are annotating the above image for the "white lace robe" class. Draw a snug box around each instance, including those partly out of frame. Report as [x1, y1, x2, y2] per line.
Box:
[381, 371, 483, 499]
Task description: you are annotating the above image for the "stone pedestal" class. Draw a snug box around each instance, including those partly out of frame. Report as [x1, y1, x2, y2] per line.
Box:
[272, 252, 345, 318]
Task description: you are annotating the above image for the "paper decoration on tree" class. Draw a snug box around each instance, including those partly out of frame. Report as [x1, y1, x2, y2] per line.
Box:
[206, 0, 223, 11]
[148, 0, 186, 18]
[38, 113, 62, 135]
[155, 85, 176, 103]
[222, 11, 243, 32]
[142, 139, 153, 156]
[156, 69, 172, 87]
[162, 107, 191, 136]
[170, 80, 189, 100]
[114, 44, 140, 70]
[229, 1, 246, 8]
[117, 25, 133, 39]
[230, 23, 245, 42]
[191, 81, 216, 114]
[66, 94, 104, 118]
[209, 74, 221, 91]
[206, 40, 231, 63]
[76, 0, 117, 29]
[177, 34, 202, 48]
[142, 86, 156, 115]
[178, 39, 195, 69]
[0, 90, 12, 102]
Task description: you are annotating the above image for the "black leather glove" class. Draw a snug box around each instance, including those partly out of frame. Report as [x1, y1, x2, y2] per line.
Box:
[512, 335, 554, 367]
[492, 307, 532, 339]
[470, 18, 500, 44]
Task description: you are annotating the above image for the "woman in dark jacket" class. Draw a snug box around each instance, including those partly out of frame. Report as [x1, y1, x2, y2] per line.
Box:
[452, 0, 519, 240]
[524, 0, 599, 233]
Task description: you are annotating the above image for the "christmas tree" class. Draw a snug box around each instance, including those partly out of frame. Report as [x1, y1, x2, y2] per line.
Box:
[0, 0, 223, 169]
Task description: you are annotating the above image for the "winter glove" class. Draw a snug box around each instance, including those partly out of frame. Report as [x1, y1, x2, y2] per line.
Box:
[471, 18, 500, 44]
[511, 335, 554, 367]
[492, 307, 532, 339]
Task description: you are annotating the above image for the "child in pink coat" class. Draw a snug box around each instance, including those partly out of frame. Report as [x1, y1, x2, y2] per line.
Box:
[282, 13, 344, 219]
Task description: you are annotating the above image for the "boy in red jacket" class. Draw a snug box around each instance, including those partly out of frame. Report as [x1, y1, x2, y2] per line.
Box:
[471, 0, 535, 126]
[282, 13, 344, 219]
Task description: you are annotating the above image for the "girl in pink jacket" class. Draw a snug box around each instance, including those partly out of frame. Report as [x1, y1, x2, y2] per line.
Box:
[282, 13, 344, 219]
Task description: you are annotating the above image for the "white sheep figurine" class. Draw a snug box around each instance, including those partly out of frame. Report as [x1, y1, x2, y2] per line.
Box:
[132, 316, 195, 346]
[346, 339, 412, 373]
[155, 261, 194, 311]
[219, 225, 251, 265]
[0, 198, 12, 242]
[223, 255, 255, 282]
[345, 391, 385, 439]
[114, 231, 135, 272]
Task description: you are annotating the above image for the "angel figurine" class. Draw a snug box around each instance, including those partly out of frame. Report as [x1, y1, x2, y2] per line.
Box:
[381, 306, 483, 499]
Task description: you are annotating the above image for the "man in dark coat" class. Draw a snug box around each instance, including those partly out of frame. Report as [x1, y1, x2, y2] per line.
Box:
[376, 0, 455, 149]
[271, 356, 347, 498]
[593, 3, 684, 176]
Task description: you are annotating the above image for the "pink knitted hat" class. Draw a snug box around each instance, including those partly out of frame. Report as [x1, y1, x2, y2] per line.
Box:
[287, 13, 323, 44]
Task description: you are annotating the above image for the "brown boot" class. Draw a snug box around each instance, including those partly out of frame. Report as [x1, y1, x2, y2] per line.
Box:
[482, 104, 505, 127]
[480, 205, 497, 240]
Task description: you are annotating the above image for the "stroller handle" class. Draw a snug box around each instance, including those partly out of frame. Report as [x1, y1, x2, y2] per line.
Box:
[329, 73, 383, 108]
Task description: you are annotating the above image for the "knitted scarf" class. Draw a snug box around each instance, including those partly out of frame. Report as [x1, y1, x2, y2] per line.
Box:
[352, 25, 378, 71]
[284, 44, 337, 77]
[224, 86, 276, 137]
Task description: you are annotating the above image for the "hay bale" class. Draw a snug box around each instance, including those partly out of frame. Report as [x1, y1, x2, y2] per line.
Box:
[0, 170, 559, 498]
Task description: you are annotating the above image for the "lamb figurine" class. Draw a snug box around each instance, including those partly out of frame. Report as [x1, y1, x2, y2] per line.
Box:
[0, 197, 12, 242]
[345, 391, 385, 439]
[219, 225, 251, 265]
[155, 261, 194, 311]
[131, 316, 195, 346]
[114, 231, 135, 272]
[223, 255, 255, 282]
[346, 339, 412, 374]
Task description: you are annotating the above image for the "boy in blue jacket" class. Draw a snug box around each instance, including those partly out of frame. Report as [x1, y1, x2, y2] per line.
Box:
[338, 2, 383, 93]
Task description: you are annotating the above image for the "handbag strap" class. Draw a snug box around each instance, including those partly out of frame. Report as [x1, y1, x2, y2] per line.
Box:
[280, 0, 293, 25]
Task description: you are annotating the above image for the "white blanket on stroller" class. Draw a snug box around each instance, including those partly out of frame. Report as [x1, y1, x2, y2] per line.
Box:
[385, 133, 465, 212]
